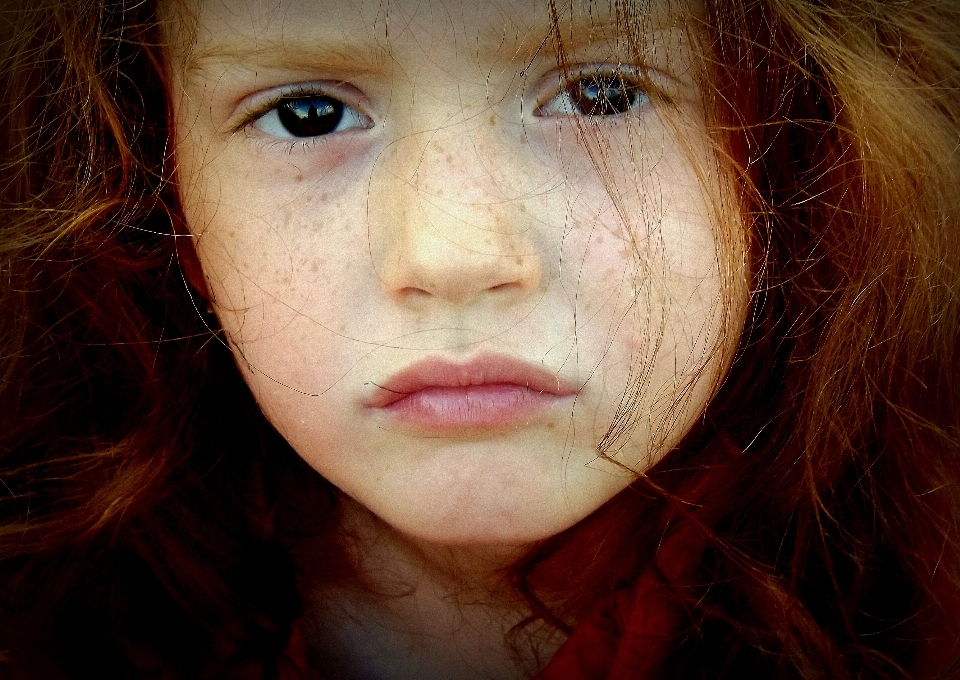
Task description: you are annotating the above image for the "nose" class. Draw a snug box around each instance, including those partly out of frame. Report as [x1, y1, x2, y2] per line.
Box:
[373, 129, 543, 307]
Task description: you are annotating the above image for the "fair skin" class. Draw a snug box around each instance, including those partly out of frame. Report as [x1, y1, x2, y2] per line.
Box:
[167, 0, 745, 676]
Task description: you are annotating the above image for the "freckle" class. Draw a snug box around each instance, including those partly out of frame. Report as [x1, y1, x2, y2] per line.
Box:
[311, 261, 319, 273]
[294, 172, 304, 182]
[229, 230, 237, 238]
[489, 114, 495, 126]
[547, 423, 555, 430]
[515, 255, 523, 265]
[518, 204, 526, 213]
[319, 192, 329, 202]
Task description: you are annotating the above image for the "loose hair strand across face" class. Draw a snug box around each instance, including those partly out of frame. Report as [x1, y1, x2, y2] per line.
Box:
[2, 1, 960, 678]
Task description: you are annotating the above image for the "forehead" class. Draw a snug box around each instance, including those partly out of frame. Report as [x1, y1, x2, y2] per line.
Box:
[165, 0, 686, 74]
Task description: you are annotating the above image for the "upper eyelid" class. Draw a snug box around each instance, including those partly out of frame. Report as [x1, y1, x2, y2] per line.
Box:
[530, 62, 674, 104]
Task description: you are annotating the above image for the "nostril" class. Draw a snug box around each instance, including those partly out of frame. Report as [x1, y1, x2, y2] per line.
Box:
[396, 286, 433, 301]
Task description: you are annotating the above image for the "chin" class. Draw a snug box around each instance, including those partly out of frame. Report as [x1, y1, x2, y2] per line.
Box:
[386, 505, 580, 549]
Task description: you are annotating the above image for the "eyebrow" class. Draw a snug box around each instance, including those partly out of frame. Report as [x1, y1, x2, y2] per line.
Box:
[184, 40, 391, 77]
[183, 7, 678, 78]
[497, 3, 680, 62]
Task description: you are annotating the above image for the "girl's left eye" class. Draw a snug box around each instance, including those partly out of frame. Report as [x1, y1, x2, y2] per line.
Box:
[251, 93, 369, 139]
[538, 72, 650, 117]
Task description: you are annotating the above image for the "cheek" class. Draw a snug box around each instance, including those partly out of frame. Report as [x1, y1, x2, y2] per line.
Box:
[180, 184, 391, 430]
[559, 157, 723, 337]
[188, 177, 359, 317]
[550, 146, 732, 467]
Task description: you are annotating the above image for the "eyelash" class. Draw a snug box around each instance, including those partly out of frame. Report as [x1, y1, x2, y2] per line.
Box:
[239, 67, 652, 146]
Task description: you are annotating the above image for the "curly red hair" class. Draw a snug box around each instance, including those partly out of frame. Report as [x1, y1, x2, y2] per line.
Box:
[1, 1, 959, 678]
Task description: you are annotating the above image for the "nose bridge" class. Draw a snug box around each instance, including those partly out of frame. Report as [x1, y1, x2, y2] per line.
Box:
[374, 120, 542, 306]
[414, 120, 506, 210]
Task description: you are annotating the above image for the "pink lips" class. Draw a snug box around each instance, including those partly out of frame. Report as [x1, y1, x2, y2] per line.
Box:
[367, 354, 578, 429]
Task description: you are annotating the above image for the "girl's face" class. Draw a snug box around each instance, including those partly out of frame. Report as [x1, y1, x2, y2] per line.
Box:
[169, 0, 746, 546]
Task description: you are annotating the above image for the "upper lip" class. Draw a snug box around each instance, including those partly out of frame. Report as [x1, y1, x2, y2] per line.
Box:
[365, 353, 580, 408]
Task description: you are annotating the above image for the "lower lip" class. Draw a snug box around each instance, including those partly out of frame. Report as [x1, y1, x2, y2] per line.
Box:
[380, 384, 568, 429]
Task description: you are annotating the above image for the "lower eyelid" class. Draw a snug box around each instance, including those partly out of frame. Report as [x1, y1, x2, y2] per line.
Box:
[536, 91, 576, 116]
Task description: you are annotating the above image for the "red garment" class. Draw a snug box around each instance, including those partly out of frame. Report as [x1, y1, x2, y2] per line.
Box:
[533, 514, 707, 680]
[530, 453, 729, 680]
[278, 620, 312, 679]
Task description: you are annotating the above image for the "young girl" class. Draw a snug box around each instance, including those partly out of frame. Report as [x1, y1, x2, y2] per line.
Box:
[2, 0, 959, 678]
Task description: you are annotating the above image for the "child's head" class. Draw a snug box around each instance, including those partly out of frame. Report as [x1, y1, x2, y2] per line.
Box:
[3, 0, 960, 675]
[164, 0, 748, 547]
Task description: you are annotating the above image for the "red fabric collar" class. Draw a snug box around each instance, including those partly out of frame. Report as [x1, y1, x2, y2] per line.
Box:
[534, 515, 707, 680]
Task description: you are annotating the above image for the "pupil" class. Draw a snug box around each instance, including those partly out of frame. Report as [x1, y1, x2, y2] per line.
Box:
[573, 76, 638, 116]
[277, 96, 344, 137]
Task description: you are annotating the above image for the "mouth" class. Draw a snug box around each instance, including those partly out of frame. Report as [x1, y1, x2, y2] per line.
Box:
[365, 353, 580, 430]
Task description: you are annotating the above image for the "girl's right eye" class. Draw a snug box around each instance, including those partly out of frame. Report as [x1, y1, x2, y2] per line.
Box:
[252, 94, 369, 139]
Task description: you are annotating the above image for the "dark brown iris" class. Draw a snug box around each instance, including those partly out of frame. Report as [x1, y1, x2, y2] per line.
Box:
[277, 96, 344, 137]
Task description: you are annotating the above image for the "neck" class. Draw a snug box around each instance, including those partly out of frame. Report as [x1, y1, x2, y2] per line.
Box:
[343, 495, 527, 595]
[297, 494, 564, 679]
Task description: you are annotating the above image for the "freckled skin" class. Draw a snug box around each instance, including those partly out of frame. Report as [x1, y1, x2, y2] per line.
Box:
[170, 0, 745, 549]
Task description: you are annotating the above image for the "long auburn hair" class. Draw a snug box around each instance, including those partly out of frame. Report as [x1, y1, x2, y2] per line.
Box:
[1, 1, 959, 678]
